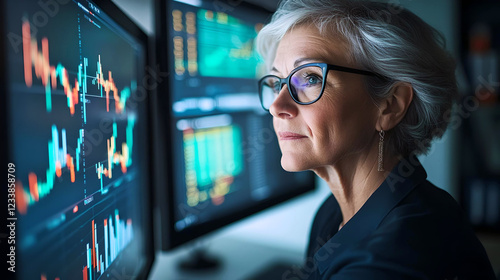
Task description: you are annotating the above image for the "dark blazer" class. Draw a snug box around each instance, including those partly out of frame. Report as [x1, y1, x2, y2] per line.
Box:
[301, 157, 495, 280]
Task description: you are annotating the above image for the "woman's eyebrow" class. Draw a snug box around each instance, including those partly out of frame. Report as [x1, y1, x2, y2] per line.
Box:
[294, 56, 331, 67]
[271, 57, 326, 74]
[293, 57, 318, 68]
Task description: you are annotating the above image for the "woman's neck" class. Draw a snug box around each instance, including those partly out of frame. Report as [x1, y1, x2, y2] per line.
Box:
[313, 149, 400, 228]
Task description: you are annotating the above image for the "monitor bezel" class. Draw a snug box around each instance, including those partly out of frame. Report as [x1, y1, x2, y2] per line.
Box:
[154, 0, 316, 250]
[0, 0, 155, 278]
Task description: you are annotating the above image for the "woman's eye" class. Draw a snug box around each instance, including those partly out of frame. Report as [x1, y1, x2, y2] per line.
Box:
[307, 76, 320, 85]
[305, 75, 321, 86]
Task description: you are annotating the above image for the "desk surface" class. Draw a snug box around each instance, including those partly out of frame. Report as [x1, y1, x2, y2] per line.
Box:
[148, 236, 304, 280]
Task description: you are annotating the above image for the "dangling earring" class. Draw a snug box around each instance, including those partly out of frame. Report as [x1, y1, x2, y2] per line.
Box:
[378, 130, 385, 172]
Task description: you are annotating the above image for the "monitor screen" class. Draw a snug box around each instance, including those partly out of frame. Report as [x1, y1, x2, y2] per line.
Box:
[1, 0, 153, 278]
[155, 0, 315, 249]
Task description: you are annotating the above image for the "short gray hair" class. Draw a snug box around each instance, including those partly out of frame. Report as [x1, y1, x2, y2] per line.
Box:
[256, 0, 458, 157]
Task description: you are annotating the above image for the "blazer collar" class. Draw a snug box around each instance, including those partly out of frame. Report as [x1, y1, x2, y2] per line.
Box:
[314, 156, 428, 275]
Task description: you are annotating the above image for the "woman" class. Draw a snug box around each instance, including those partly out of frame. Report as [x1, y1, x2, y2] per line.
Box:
[256, 0, 496, 279]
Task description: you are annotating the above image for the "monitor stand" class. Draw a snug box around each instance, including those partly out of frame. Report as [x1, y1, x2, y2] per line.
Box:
[178, 247, 221, 271]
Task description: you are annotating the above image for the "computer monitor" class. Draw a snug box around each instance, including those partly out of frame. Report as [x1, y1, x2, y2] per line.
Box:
[154, 0, 315, 251]
[1, 0, 154, 279]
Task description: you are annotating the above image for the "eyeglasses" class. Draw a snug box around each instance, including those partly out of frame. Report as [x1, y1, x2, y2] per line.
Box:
[258, 62, 383, 111]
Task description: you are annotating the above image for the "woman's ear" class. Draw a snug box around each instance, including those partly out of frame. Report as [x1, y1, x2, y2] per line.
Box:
[376, 82, 414, 131]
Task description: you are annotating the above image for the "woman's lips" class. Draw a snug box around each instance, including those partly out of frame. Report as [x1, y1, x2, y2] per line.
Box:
[278, 132, 307, 140]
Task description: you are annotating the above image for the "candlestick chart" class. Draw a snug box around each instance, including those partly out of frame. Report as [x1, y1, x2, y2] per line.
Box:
[21, 20, 133, 122]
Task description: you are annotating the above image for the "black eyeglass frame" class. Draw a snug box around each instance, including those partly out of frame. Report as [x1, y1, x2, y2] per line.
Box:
[258, 62, 383, 111]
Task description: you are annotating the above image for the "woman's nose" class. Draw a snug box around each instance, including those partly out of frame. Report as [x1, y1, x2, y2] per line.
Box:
[269, 84, 298, 119]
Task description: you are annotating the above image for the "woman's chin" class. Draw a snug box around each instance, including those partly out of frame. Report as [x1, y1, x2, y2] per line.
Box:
[280, 155, 308, 172]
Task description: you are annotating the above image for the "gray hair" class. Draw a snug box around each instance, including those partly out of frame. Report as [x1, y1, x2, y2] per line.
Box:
[256, 0, 458, 157]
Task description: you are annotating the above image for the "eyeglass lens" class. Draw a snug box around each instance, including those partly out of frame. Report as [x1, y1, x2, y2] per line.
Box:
[260, 65, 324, 109]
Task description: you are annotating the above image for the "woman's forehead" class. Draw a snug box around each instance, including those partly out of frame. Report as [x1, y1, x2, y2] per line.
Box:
[272, 25, 352, 72]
